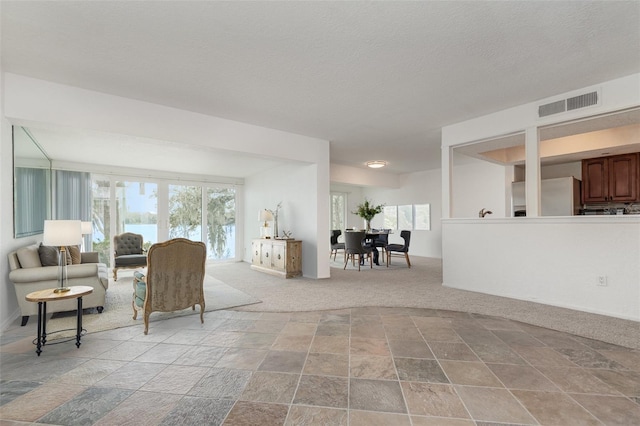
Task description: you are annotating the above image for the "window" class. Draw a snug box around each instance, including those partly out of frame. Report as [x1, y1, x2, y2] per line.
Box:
[398, 205, 413, 230]
[168, 184, 201, 240]
[414, 204, 431, 230]
[117, 181, 158, 251]
[91, 177, 111, 263]
[383, 206, 398, 230]
[89, 175, 239, 266]
[205, 187, 236, 260]
[331, 192, 347, 231]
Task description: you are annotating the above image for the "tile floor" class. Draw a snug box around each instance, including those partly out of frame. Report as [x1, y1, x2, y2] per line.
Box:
[1, 307, 639, 425]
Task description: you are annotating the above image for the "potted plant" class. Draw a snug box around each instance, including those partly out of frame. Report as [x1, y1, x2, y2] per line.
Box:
[353, 198, 384, 231]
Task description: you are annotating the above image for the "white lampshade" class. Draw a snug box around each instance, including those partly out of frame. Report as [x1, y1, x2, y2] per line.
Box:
[43, 220, 82, 247]
[259, 209, 273, 222]
[81, 221, 92, 235]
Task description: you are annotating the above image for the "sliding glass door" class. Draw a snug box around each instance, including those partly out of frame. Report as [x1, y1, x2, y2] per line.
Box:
[116, 180, 158, 251]
[205, 187, 236, 260]
[90, 175, 239, 266]
[168, 184, 202, 240]
[91, 177, 111, 264]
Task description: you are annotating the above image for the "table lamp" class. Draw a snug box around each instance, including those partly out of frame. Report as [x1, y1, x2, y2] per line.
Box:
[259, 209, 273, 238]
[43, 220, 82, 293]
[81, 221, 92, 251]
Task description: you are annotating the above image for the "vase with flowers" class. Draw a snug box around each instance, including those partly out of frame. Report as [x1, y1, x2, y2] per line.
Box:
[353, 198, 384, 231]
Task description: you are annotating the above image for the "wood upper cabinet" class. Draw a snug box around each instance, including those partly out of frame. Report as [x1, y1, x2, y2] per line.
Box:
[582, 153, 639, 203]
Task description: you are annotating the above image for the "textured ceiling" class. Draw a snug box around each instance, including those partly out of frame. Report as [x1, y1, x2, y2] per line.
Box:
[2, 1, 639, 176]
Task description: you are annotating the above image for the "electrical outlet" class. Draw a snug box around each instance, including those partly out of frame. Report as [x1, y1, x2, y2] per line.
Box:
[597, 276, 608, 286]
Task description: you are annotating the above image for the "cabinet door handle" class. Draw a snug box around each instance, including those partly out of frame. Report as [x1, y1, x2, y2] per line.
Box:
[277, 254, 281, 260]
[265, 252, 269, 258]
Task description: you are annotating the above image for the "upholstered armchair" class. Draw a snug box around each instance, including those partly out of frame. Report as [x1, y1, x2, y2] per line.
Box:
[113, 232, 147, 280]
[131, 238, 206, 334]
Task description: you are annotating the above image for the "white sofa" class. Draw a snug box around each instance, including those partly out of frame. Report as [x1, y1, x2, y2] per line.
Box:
[8, 243, 109, 326]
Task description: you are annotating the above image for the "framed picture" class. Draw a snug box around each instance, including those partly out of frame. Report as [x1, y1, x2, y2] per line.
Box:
[383, 205, 397, 230]
[398, 205, 413, 230]
[414, 204, 431, 230]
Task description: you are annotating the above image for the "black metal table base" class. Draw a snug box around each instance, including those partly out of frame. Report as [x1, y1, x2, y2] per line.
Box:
[34, 296, 85, 356]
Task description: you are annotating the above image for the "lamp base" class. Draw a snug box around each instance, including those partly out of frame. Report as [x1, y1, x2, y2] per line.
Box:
[54, 287, 71, 293]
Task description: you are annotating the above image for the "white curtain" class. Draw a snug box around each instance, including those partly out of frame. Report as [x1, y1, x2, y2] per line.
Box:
[54, 170, 92, 247]
[14, 167, 49, 237]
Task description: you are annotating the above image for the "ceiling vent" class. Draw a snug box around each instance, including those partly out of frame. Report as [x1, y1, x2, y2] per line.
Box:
[538, 90, 599, 118]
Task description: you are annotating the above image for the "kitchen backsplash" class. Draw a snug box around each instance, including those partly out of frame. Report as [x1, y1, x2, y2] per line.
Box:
[581, 202, 640, 215]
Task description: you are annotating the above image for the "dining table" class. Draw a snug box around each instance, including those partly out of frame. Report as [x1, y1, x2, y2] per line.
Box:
[363, 229, 391, 265]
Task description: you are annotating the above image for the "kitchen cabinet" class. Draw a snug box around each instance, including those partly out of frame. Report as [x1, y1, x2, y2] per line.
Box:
[251, 238, 302, 278]
[582, 153, 639, 203]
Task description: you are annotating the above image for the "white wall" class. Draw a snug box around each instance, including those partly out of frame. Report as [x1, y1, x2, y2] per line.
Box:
[442, 74, 640, 151]
[0, 75, 44, 329]
[540, 162, 582, 180]
[441, 73, 640, 322]
[331, 163, 400, 188]
[330, 183, 365, 231]
[362, 169, 443, 258]
[451, 153, 508, 219]
[330, 163, 443, 258]
[443, 217, 640, 321]
[245, 163, 329, 278]
[4, 74, 327, 165]
[1, 73, 331, 329]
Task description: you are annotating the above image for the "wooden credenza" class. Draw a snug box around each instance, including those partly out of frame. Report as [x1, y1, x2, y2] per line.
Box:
[251, 239, 302, 278]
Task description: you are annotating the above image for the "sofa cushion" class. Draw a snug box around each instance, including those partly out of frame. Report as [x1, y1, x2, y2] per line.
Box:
[68, 245, 82, 264]
[115, 254, 147, 267]
[16, 244, 42, 268]
[133, 271, 146, 308]
[38, 244, 59, 266]
[81, 251, 99, 264]
[38, 243, 72, 266]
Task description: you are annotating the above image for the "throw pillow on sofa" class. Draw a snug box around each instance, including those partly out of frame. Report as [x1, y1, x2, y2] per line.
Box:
[16, 244, 42, 268]
[68, 245, 82, 264]
[38, 243, 72, 266]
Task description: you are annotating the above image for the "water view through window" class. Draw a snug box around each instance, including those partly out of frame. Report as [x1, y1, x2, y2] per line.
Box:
[91, 177, 236, 263]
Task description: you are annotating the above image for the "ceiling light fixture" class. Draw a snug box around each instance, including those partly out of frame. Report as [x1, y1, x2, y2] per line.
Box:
[366, 160, 387, 169]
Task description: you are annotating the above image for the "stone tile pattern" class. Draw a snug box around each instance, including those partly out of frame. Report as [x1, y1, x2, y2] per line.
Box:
[1, 307, 640, 425]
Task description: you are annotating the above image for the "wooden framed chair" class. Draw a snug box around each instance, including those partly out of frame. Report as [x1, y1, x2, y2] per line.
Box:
[385, 230, 411, 268]
[131, 238, 206, 334]
[343, 230, 372, 271]
[113, 232, 147, 280]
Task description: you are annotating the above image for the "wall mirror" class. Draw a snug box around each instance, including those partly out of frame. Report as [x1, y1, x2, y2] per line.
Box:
[13, 126, 51, 238]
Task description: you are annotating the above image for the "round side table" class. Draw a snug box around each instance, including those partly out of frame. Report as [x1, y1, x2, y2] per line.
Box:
[25, 286, 93, 356]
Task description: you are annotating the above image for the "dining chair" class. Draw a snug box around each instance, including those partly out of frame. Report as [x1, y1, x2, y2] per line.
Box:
[385, 230, 411, 268]
[330, 230, 345, 261]
[371, 229, 389, 259]
[343, 230, 372, 271]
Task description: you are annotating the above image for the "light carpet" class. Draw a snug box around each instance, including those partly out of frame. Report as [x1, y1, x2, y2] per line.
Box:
[49, 273, 261, 336]
[208, 256, 640, 349]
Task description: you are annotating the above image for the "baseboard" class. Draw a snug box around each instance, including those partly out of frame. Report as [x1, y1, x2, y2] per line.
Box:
[442, 282, 639, 322]
[1, 307, 21, 331]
